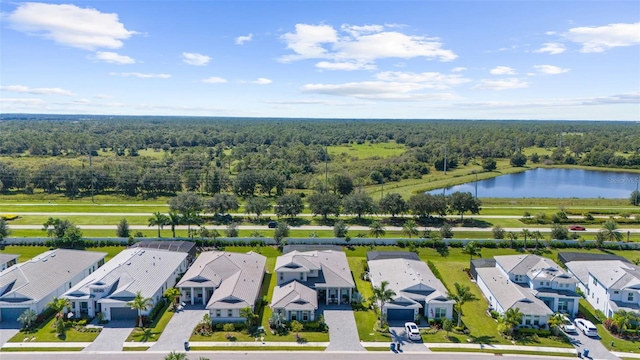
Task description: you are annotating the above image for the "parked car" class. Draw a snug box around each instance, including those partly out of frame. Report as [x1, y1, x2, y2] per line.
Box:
[268, 221, 278, 228]
[574, 318, 598, 337]
[404, 322, 421, 341]
[561, 315, 577, 334]
[569, 225, 586, 231]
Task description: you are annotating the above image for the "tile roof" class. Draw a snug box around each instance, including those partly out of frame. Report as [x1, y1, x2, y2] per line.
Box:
[0, 249, 106, 304]
[62, 248, 186, 303]
[177, 251, 266, 310]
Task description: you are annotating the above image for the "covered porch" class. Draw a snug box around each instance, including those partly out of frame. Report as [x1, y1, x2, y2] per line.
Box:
[180, 286, 215, 305]
[317, 286, 353, 305]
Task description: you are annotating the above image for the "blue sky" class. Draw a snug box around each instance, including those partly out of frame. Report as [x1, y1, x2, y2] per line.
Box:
[1, 0, 639, 120]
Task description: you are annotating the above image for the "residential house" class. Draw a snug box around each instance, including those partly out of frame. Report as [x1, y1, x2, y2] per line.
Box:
[271, 250, 355, 322]
[62, 248, 188, 321]
[367, 252, 454, 322]
[176, 251, 266, 323]
[0, 249, 106, 323]
[565, 259, 640, 318]
[0, 253, 18, 271]
[475, 254, 580, 327]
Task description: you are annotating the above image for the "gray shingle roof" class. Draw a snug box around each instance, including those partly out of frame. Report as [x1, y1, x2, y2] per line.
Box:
[0, 249, 106, 304]
[567, 260, 640, 290]
[0, 254, 18, 265]
[476, 267, 552, 316]
[275, 250, 354, 288]
[271, 281, 317, 311]
[62, 248, 186, 303]
[368, 258, 453, 307]
[177, 251, 266, 311]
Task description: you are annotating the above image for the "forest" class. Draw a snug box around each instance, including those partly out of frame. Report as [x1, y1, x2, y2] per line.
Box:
[0, 115, 639, 198]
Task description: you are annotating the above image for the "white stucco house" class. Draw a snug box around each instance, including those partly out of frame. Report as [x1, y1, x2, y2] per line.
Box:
[367, 252, 454, 323]
[0, 249, 106, 323]
[0, 253, 18, 271]
[176, 251, 266, 323]
[62, 248, 188, 321]
[271, 250, 355, 322]
[566, 259, 640, 318]
[475, 254, 580, 327]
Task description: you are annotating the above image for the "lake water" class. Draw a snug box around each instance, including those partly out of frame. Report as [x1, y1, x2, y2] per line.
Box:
[429, 168, 640, 198]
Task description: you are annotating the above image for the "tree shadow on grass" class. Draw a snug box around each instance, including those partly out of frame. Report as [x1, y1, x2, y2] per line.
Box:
[468, 334, 499, 344]
[283, 218, 310, 227]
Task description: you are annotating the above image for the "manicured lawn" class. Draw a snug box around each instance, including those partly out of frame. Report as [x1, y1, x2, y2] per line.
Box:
[1, 347, 85, 352]
[191, 331, 255, 342]
[578, 299, 640, 353]
[126, 302, 174, 342]
[9, 317, 101, 343]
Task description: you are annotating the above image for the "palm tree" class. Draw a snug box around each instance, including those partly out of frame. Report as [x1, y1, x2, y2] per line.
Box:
[402, 219, 419, 238]
[501, 307, 523, 337]
[148, 212, 168, 238]
[548, 313, 565, 336]
[369, 220, 386, 239]
[240, 306, 258, 330]
[0, 218, 10, 241]
[600, 220, 623, 242]
[17, 309, 37, 331]
[507, 232, 518, 249]
[167, 211, 182, 238]
[447, 282, 479, 327]
[369, 280, 396, 326]
[532, 230, 543, 249]
[164, 351, 187, 360]
[462, 241, 481, 262]
[163, 288, 181, 310]
[182, 211, 202, 238]
[42, 217, 58, 239]
[127, 291, 154, 328]
[520, 229, 531, 250]
[47, 296, 71, 320]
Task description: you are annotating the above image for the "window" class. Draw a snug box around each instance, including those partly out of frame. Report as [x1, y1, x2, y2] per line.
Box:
[613, 291, 619, 294]
[558, 300, 569, 313]
[228, 310, 233, 317]
[303, 312, 309, 321]
[300, 272, 304, 280]
[628, 293, 634, 302]
[434, 308, 447, 318]
[279, 273, 283, 281]
[593, 278, 597, 286]
[533, 316, 540, 325]
[215, 309, 221, 317]
[524, 315, 531, 325]
[68, 282, 72, 289]
[515, 275, 524, 282]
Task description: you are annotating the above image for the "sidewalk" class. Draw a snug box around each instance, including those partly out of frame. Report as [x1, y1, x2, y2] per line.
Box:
[362, 342, 578, 355]
[2, 342, 92, 348]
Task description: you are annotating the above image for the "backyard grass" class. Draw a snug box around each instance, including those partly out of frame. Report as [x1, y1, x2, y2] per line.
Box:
[126, 302, 174, 342]
[8, 316, 101, 343]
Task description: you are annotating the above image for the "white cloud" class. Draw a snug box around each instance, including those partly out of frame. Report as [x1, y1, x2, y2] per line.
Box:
[0, 85, 74, 96]
[472, 78, 529, 90]
[564, 22, 640, 53]
[94, 94, 114, 99]
[533, 65, 570, 75]
[451, 67, 467, 72]
[454, 91, 639, 108]
[109, 72, 171, 78]
[279, 23, 457, 69]
[235, 33, 253, 45]
[545, 31, 557, 35]
[93, 51, 135, 64]
[535, 42, 566, 55]
[6, 2, 135, 50]
[489, 66, 517, 75]
[374, 71, 471, 89]
[182, 52, 211, 66]
[201, 77, 227, 84]
[315, 61, 375, 71]
[251, 78, 272, 85]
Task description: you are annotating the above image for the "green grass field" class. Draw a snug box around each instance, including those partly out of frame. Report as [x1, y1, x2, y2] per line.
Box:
[327, 141, 406, 161]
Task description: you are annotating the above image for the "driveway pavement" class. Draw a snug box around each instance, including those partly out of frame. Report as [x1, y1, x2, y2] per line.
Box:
[82, 320, 133, 352]
[566, 326, 620, 360]
[321, 305, 365, 351]
[0, 322, 21, 346]
[150, 305, 208, 352]
[389, 324, 430, 353]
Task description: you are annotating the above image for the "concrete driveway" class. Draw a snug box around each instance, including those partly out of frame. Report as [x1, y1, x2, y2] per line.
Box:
[389, 324, 430, 353]
[321, 305, 365, 351]
[150, 305, 208, 352]
[566, 326, 620, 360]
[0, 322, 21, 347]
[83, 320, 133, 352]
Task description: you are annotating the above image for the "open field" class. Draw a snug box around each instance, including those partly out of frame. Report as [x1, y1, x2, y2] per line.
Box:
[328, 141, 406, 161]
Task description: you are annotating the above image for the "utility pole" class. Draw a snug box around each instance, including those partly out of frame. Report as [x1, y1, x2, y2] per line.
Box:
[443, 144, 447, 175]
[89, 149, 95, 203]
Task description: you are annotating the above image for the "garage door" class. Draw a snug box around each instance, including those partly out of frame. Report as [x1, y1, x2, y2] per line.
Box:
[110, 307, 138, 320]
[1, 307, 30, 323]
[386, 308, 414, 322]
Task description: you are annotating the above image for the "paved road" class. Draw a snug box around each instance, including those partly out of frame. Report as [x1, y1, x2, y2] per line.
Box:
[321, 306, 365, 351]
[388, 324, 429, 353]
[150, 306, 208, 352]
[0, 351, 577, 360]
[82, 321, 132, 352]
